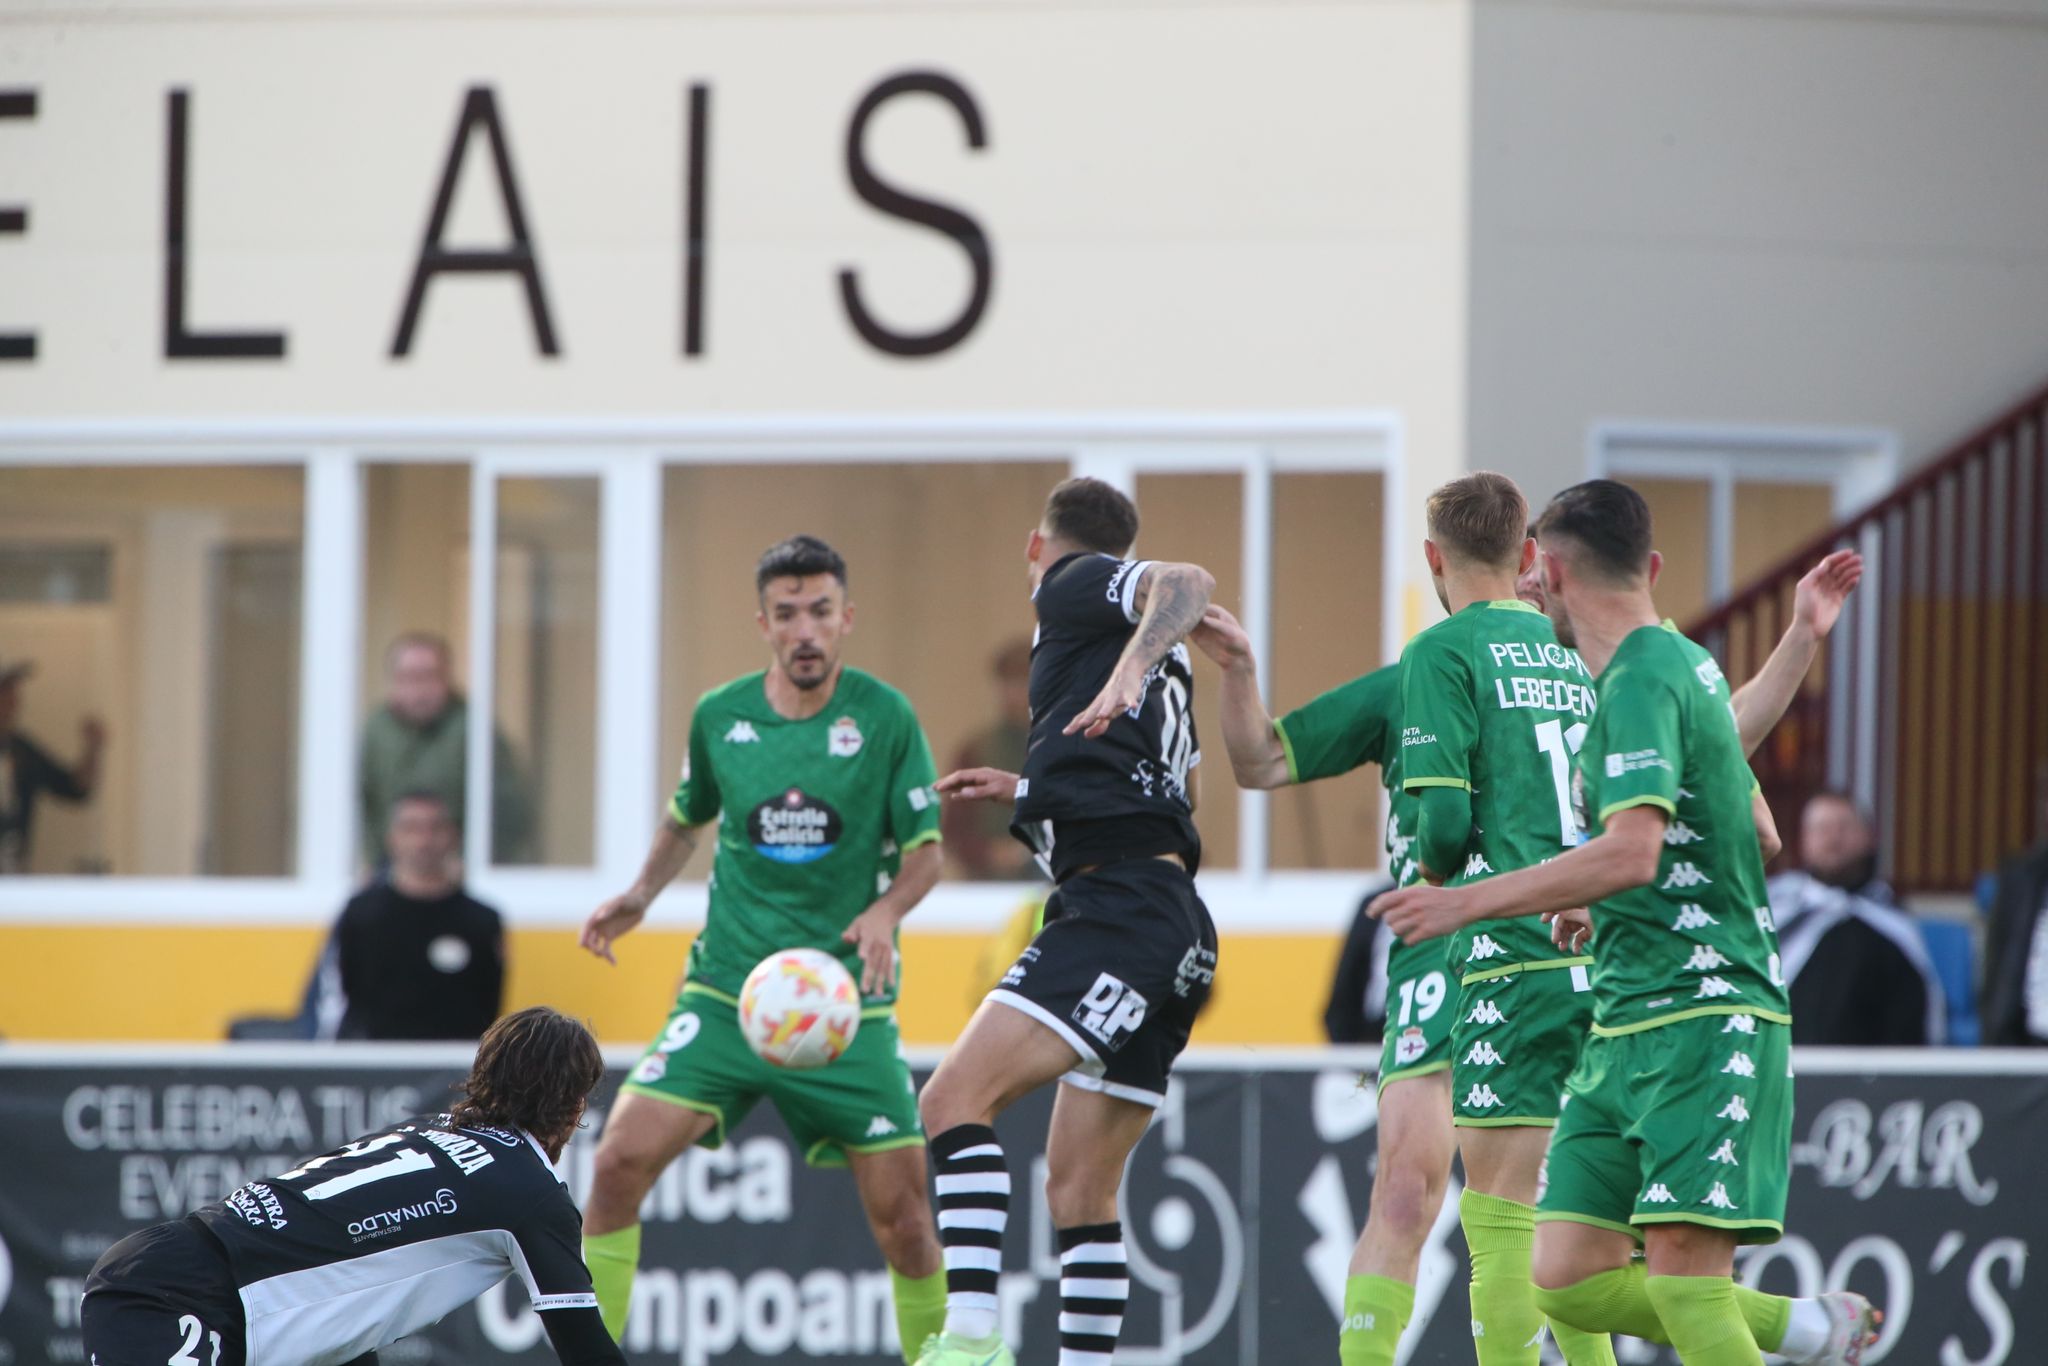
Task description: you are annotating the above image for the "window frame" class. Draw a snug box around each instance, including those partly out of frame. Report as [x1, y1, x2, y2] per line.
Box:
[0, 411, 1401, 935]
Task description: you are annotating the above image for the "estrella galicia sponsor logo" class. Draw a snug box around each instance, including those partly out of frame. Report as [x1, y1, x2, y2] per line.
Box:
[347, 1188, 459, 1241]
[748, 788, 843, 863]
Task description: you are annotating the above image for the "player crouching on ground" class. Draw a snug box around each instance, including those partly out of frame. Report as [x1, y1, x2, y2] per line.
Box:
[922, 477, 1219, 1366]
[82, 1007, 622, 1366]
[1375, 480, 1879, 1366]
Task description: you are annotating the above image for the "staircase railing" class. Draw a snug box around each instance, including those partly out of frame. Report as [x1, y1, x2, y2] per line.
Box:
[1688, 376, 2048, 893]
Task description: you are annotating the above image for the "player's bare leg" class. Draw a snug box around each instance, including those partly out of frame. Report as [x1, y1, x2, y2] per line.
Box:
[1452, 1125, 1561, 1363]
[912, 999, 1098, 1366]
[849, 1143, 949, 1363]
[1041, 1083, 1155, 1366]
[1532, 1222, 1879, 1366]
[581, 1090, 718, 1338]
[1340, 1070, 1454, 1366]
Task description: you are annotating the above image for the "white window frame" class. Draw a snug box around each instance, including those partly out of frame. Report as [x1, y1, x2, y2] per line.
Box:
[0, 410, 1400, 936]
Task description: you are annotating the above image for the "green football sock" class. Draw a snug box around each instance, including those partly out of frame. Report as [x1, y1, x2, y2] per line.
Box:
[1644, 1275, 1762, 1365]
[1459, 1189, 1545, 1365]
[582, 1223, 641, 1341]
[1546, 1318, 1619, 1365]
[1534, 1263, 1790, 1352]
[890, 1266, 950, 1365]
[1338, 1273, 1415, 1366]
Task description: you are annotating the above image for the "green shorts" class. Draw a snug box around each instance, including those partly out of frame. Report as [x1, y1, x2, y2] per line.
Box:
[619, 984, 924, 1168]
[1538, 1012, 1791, 1244]
[1379, 937, 1457, 1090]
[1452, 963, 1593, 1126]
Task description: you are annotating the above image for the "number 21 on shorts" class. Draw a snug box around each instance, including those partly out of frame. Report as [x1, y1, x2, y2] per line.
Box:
[169, 1313, 221, 1366]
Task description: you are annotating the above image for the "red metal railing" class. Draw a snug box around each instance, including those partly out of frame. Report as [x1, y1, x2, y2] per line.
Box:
[1688, 376, 2048, 893]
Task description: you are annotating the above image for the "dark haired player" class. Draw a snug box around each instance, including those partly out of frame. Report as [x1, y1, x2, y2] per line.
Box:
[577, 534, 949, 1359]
[81, 1007, 622, 1366]
[922, 477, 1219, 1366]
[1377, 480, 1879, 1365]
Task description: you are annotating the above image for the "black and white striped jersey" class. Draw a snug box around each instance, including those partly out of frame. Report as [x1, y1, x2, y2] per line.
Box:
[188, 1113, 611, 1366]
[1011, 552, 1202, 878]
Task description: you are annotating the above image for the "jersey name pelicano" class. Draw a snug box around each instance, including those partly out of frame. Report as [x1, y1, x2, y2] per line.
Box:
[1573, 621, 1787, 1034]
[1399, 600, 1598, 978]
[671, 668, 940, 1006]
[1011, 553, 1201, 872]
[190, 1114, 595, 1366]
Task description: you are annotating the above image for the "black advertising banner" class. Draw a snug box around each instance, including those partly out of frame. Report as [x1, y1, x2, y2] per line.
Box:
[0, 1048, 2039, 1365]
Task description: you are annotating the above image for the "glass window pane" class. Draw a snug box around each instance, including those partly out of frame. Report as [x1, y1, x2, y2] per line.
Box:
[358, 464, 471, 872]
[1133, 472, 1244, 871]
[494, 477, 599, 867]
[1268, 471, 1387, 870]
[661, 462, 1065, 883]
[1631, 477, 1712, 623]
[0, 465, 303, 876]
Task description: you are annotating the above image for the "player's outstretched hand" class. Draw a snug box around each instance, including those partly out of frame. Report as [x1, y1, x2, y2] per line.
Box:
[1189, 604, 1253, 670]
[936, 767, 1021, 803]
[1369, 882, 1476, 945]
[1543, 907, 1594, 954]
[842, 905, 901, 997]
[1793, 549, 1863, 640]
[1065, 664, 1146, 739]
[579, 893, 648, 965]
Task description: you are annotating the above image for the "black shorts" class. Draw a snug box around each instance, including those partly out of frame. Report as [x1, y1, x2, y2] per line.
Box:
[988, 857, 1217, 1107]
[83, 1218, 247, 1366]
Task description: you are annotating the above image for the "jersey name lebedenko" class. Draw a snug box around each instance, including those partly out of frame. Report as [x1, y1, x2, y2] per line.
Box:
[1011, 553, 1201, 868]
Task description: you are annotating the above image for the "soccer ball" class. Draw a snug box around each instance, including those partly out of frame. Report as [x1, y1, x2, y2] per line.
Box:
[738, 948, 862, 1069]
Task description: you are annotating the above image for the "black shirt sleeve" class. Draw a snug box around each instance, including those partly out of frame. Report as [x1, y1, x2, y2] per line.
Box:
[514, 1192, 605, 1314]
[1037, 555, 1153, 636]
[541, 1306, 628, 1366]
[1324, 890, 1386, 1045]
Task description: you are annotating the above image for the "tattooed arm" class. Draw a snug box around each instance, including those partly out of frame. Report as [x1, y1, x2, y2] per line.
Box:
[1065, 561, 1216, 739]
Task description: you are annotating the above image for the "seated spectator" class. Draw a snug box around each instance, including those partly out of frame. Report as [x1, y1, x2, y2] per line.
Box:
[332, 792, 506, 1041]
[941, 638, 1040, 881]
[1324, 884, 1396, 1045]
[1768, 791, 1944, 1045]
[359, 633, 533, 869]
[1981, 824, 2048, 1046]
[0, 655, 104, 874]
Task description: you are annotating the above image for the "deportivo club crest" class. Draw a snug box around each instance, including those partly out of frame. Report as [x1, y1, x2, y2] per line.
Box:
[828, 716, 864, 757]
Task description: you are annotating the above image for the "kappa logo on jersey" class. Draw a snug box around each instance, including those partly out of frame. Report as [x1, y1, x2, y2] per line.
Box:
[1463, 1041, 1506, 1067]
[1722, 1013, 1757, 1034]
[1664, 821, 1703, 846]
[865, 1116, 899, 1138]
[1074, 973, 1148, 1050]
[1718, 1095, 1751, 1122]
[1662, 861, 1713, 889]
[828, 716, 864, 757]
[1709, 1139, 1741, 1166]
[1721, 1051, 1756, 1077]
[1394, 1027, 1428, 1066]
[1463, 852, 1495, 878]
[1696, 976, 1742, 999]
[1672, 904, 1720, 931]
[1683, 944, 1734, 972]
[1466, 998, 1507, 1025]
[1463, 1084, 1504, 1109]
[747, 788, 844, 863]
[1700, 1182, 1740, 1210]
[1642, 1184, 1677, 1204]
[724, 720, 760, 743]
[1466, 935, 1506, 962]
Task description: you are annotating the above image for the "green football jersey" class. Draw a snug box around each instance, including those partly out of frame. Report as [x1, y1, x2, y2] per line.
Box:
[1573, 622, 1788, 1035]
[669, 667, 941, 1007]
[1274, 664, 1420, 886]
[1399, 600, 1599, 979]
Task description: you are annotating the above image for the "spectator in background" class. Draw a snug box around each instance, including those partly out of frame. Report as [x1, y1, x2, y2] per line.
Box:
[331, 792, 505, 1041]
[359, 633, 533, 868]
[1324, 884, 1396, 1044]
[0, 656, 104, 875]
[1768, 790, 1944, 1045]
[1981, 788, 2048, 1046]
[940, 638, 1039, 880]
